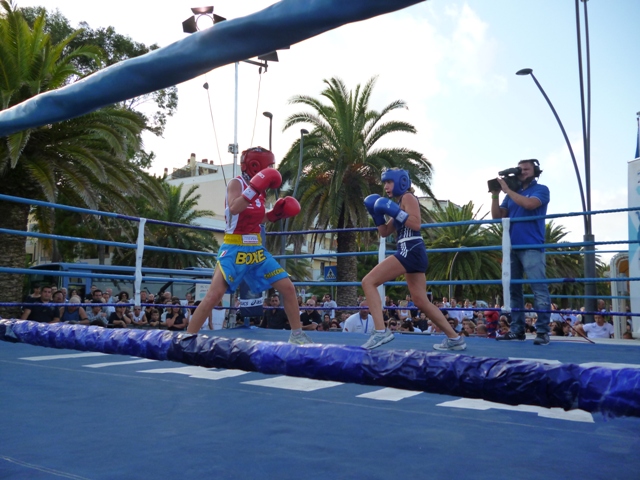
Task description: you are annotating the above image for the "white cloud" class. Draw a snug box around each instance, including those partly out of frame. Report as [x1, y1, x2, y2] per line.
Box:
[441, 3, 505, 93]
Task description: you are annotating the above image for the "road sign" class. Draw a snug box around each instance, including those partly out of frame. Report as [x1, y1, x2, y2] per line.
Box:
[324, 266, 337, 281]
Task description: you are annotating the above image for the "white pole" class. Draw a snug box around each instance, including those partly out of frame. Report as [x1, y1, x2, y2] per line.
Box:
[448, 251, 460, 302]
[501, 217, 512, 313]
[233, 61, 239, 178]
[134, 218, 147, 307]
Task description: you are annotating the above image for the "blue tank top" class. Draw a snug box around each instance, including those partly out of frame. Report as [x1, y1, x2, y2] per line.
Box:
[393, 194, 421, 242]
[394, 222, 421, 241]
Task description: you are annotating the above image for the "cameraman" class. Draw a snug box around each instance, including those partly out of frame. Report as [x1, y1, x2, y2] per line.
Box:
[491, 159, 551, 346]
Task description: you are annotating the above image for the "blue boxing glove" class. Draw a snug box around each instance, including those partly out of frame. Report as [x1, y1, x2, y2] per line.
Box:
[374, 197, 409, 224]
[364, 194, 386, 226]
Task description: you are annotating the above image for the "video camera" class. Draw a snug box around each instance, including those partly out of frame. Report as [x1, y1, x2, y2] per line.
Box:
[487, 167, 522, 193]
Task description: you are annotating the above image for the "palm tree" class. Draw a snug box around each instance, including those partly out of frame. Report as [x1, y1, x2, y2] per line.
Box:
[278, 77, 435, 307]
[20, 5, 179, 169]
[425, 201, 502, 302]
[111, 182, 219, 270]
[0, 2, 154, 317]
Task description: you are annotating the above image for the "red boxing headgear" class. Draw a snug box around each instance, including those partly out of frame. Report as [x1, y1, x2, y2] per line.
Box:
[240, 147, 275, 178]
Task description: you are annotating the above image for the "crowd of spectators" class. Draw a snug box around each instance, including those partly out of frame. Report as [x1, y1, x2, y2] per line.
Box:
[14, 285, 635, 341]
[17, 285, 200, 331]
[489, 300, 631, 340]
[249, 293, 633, 341]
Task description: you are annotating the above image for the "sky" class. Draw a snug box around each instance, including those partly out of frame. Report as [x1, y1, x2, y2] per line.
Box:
[19, 0, 640, 264]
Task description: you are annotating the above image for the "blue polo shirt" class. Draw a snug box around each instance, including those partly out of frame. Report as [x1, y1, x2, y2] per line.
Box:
[500, 179, 549, 248]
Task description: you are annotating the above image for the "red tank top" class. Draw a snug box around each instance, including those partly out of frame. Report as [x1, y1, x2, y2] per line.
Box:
[225, 176, 265, 234]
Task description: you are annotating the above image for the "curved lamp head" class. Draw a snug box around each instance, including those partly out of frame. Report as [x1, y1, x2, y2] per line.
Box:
[262, 111, 273, 119]
[516, 68, 533, 76]
[301, 129, 309, 135]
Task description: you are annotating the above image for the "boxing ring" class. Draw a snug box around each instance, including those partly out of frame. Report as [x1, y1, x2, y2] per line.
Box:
[1, 192, 640, 479]
[1, 0, 639, 477]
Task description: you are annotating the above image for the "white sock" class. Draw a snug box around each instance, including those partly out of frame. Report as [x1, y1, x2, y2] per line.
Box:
[292, 328, 302, 335]
[375, 329, 386, 333]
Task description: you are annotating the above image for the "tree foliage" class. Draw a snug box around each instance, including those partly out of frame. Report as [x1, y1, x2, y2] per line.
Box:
[21, 4, 178, 168]
[278, 77, 435, 307]
[111, 181, 220, 270]
[0, 1, 159, 315]
[424, 201, 502, 302]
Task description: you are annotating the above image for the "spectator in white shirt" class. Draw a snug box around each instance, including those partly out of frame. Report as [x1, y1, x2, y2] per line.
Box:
[343, 301, 374, 334]
[575, 314, 614, 339]
[321, 293, 337, 319]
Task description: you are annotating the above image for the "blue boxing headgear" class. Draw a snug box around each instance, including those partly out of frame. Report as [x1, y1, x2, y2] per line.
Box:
[381, 169, 411, 197]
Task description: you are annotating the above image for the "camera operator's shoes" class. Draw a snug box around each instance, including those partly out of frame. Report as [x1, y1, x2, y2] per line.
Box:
[288, 331, 314, 345]
[496, 331, 526, 341]
[362, 330, 395, 349]
[533, 333, 550, 346]
[433, 336, 467, 351]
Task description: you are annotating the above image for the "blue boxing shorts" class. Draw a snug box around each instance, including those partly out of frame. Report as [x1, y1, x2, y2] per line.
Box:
[394, 237, 428, 273]
[217, 234, 289, 294]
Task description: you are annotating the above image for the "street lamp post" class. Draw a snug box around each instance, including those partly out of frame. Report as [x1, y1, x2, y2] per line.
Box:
[232, 62, 239, 177]
[280, 129, 308, 268]
[292, 129, 308, 200]
[515, 69, 587, 222]
[516, 67, 596, 320]
[515, 0, 596, 321]
[263, 112, 273, 151]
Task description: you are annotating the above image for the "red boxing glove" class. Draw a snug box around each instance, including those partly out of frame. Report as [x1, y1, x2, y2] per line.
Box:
[242, 168, 282, 202]
[266, 197, 301, 222]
